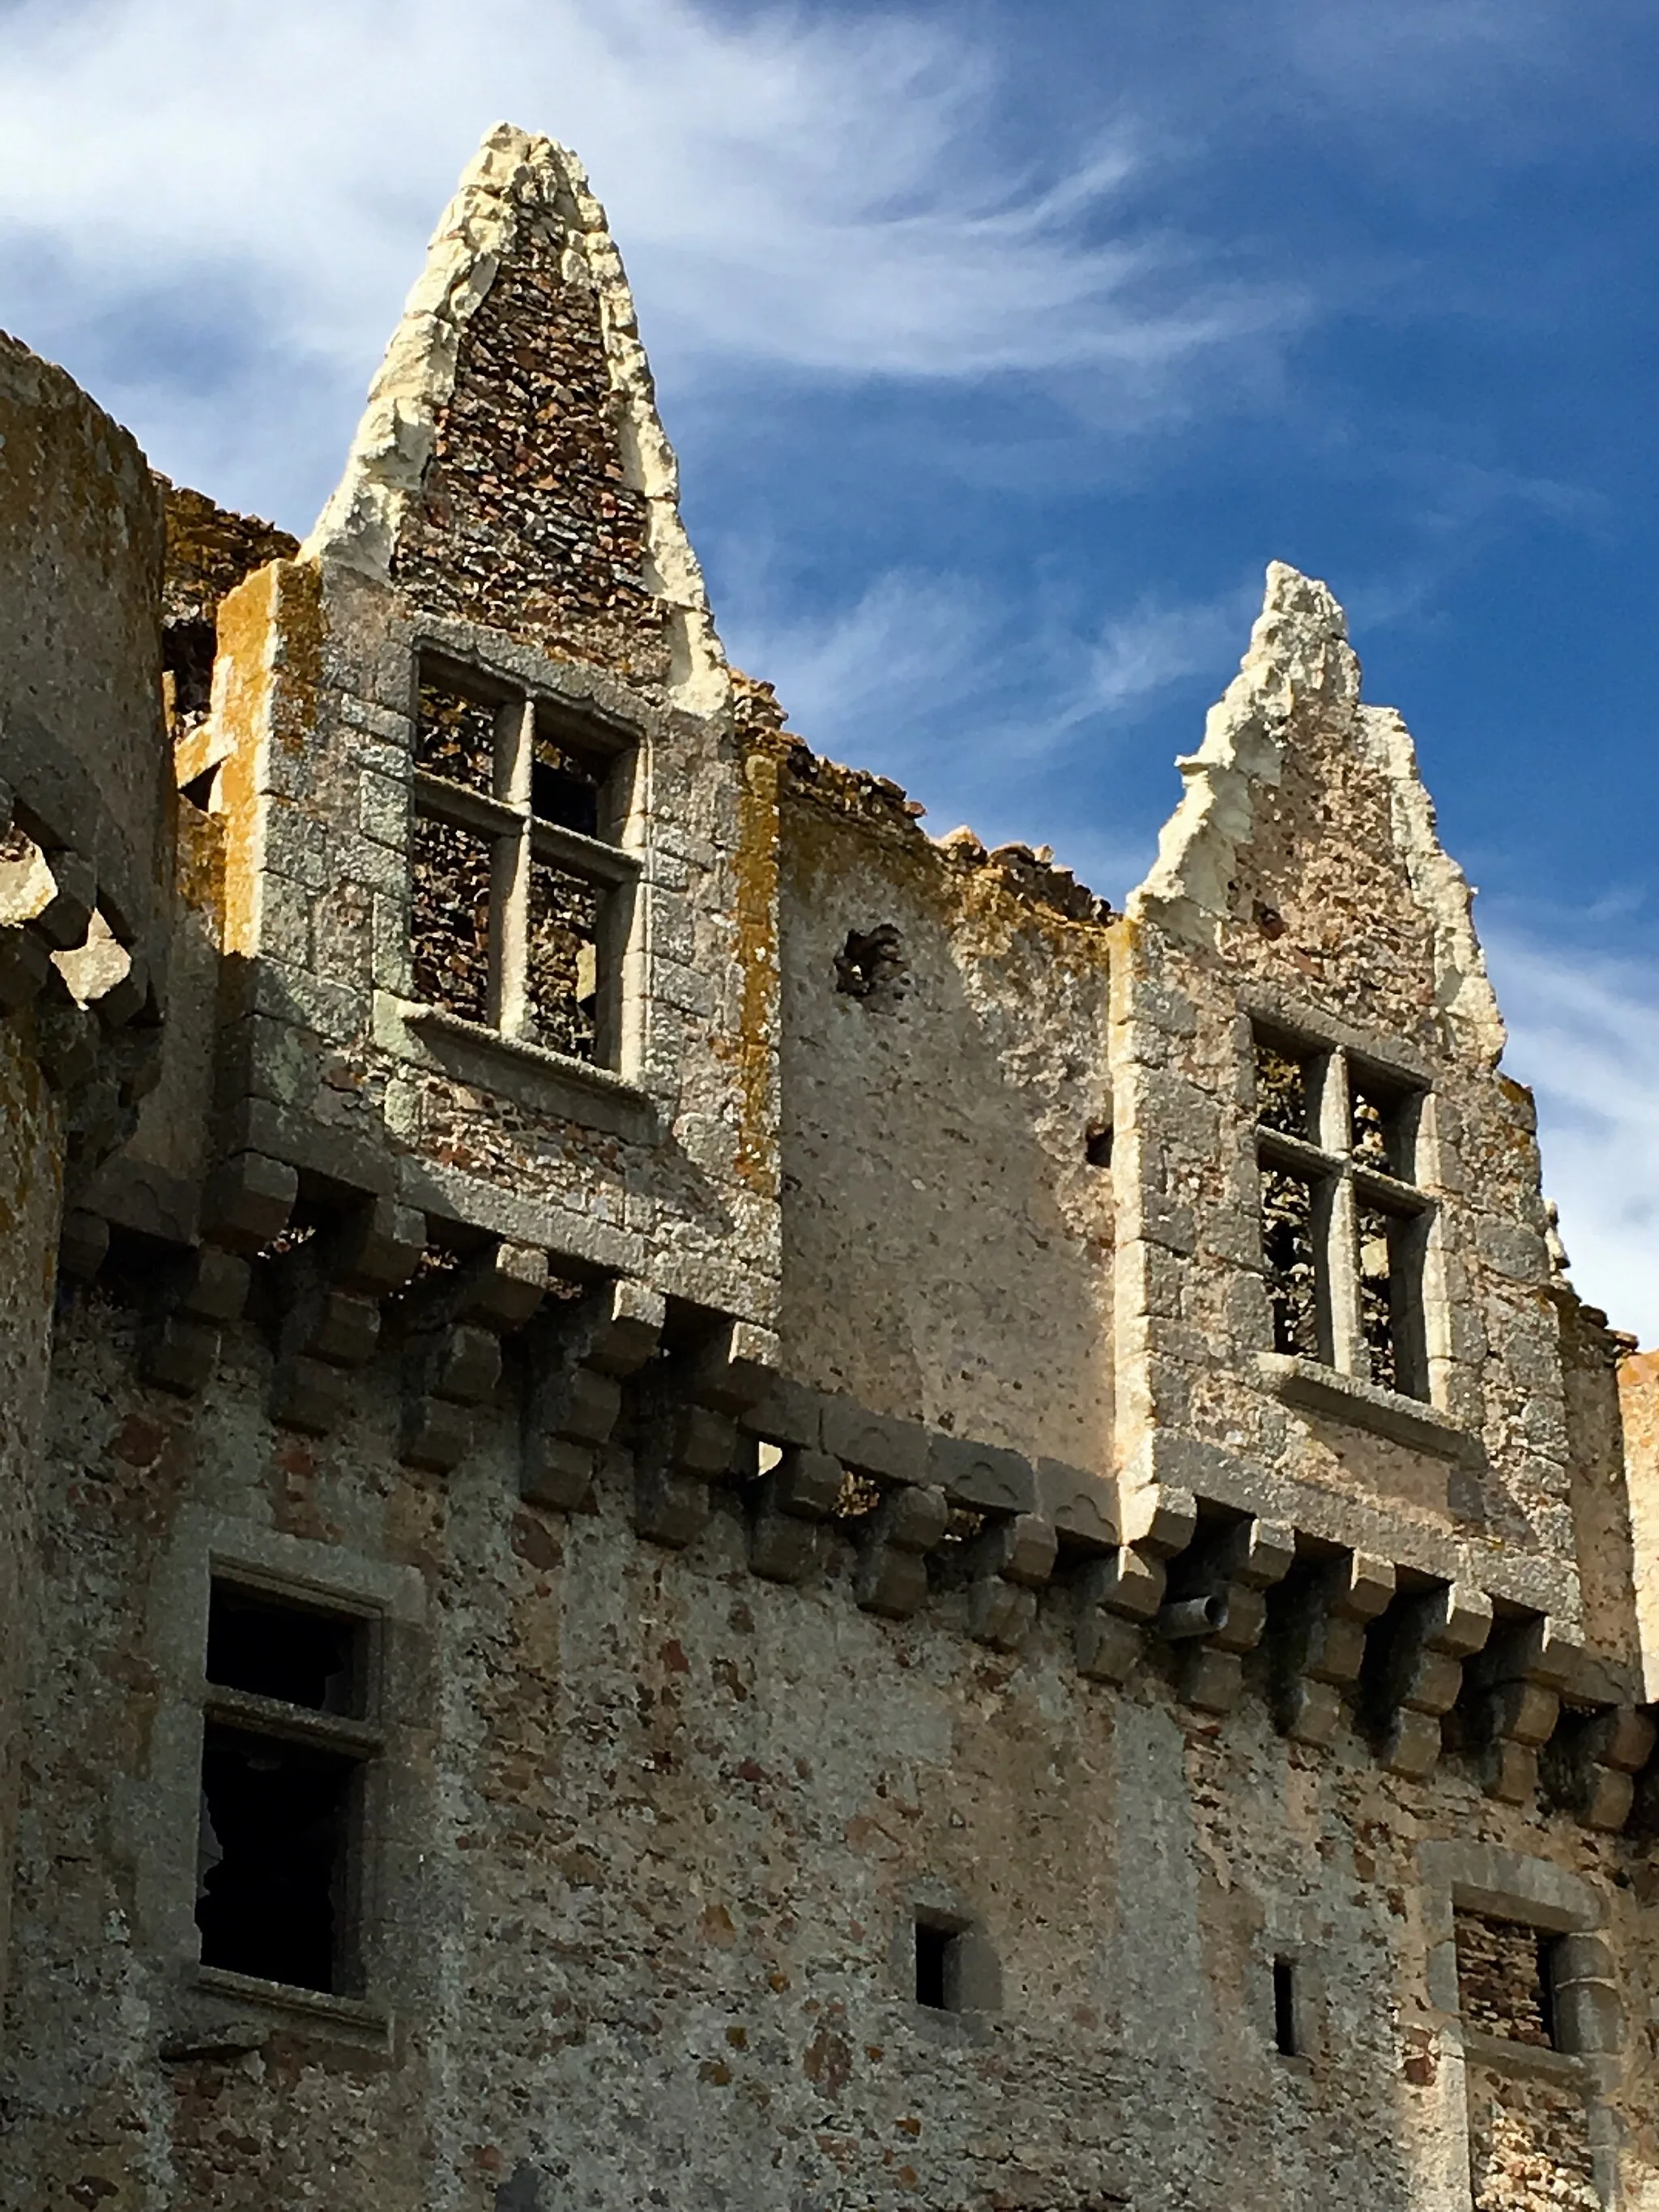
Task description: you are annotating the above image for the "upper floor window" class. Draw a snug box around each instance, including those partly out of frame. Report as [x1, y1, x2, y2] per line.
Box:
[409, 657, 638, 1066]
[1253, 1025, 1431, 1400]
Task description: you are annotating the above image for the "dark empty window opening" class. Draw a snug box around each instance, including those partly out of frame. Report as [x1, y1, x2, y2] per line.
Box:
[915, 1917, 961, 2010]
[1254, 1034, 1316, 1140]
[196, 1724, 356, 1993]
[1085, 1122, 1115, 1169]
[1273, 1956, 1299, 2055]
[1455, 1911, 1559, 2049]
[207, 1583, 365, 1715]
[410, 656, 636, 1066]
[834, 924, 907, 1007]
[531, 726, 603, 837]
[195, 1579, 377, 1998]
[1261, 1164, 1324, 1359]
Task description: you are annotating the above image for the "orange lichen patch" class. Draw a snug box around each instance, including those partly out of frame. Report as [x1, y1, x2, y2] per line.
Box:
[211, 560, 324, 954]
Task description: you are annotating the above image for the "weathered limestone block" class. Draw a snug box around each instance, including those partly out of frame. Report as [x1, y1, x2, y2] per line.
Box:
[1546, 1704, 1657, 1833]
[400, 1238, 548, 1473]
[1375, 1581, 1493, 1778]
[1465, 1616, 1582, 1805]
[140, 1243, 253, 1395]
[930, 1434, 1037, 1517]
[966, 1512, 1059, 1652]
[1158, 1515, 1295, 1715]
[747, 1445, 843, 1583]
[855, 1483, 949, 1619]
[1270, 1550, 1396, 1748]
[633, 1315, 778, 1549]
[272, 1196, 426, 1433]
[522, 1278, 665, 1511]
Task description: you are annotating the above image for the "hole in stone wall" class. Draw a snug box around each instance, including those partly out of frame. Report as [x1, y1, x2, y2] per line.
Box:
[526, 859, 601, 1060]
[164, 616, 218, 731]
[416, 673, 501, 793]
[834, 924, 908, 1008]
[1260, 1164, 1323, 1359]
[412, 813, 494, 1024]
[1273, 1956, 1299, 2055]
[915, 1918, 961, 2010]
[1455, 1911, 1559, 2049]
[1085, 1123, 1114, 1169]
[180, 766, 219, 813]
[52, 906, 134, 1010]
[1254, 1034, 1316, 1140]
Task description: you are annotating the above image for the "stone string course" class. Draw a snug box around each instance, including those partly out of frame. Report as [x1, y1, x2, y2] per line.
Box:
[2, 128, 1659, 2212]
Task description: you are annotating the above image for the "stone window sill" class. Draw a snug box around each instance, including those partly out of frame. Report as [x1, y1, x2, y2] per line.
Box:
[1460, 2027, 1589, 2085]
[374, 992, 655, 1142]
[1256, 1352, 1479, 1464]
[191, 1964, 388, 2039]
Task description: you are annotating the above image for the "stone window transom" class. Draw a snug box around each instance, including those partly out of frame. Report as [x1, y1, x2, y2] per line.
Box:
[1253, 1024, 1431, 1400]
[409, 654, 638, 1067]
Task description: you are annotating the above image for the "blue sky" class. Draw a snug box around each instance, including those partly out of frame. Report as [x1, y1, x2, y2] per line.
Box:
[2, 0, 1657, 1333]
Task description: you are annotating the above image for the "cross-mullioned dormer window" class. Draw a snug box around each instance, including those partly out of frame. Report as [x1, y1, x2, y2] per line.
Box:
[408, 656, 638, 1066]
[1254, 1026, 1431, 1400]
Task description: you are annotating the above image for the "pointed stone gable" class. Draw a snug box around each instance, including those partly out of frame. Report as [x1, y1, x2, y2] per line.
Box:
[306, 124, 724, 706]
[1132, 562, 1503, 1065]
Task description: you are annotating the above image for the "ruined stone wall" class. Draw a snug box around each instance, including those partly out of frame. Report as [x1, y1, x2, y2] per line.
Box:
[776, 748, 1116, 1467]
[0, 333, 171, 2044]
[6, 1301, 1659, 2212]
[1120, 568, 1577, 1628]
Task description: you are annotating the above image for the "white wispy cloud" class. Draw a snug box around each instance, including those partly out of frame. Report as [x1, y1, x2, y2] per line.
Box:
[1487, 927, 1659, 1347]
[0, 0, 1300, 522]
[727, 567, 1251, 893]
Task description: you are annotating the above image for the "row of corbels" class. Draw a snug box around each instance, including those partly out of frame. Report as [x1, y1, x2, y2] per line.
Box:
[0, 776, 163, 1168]
[88, 1172, 1659, 1834]
[116, 1149, 780, 1524]
[729, 1388, 1656, 1833]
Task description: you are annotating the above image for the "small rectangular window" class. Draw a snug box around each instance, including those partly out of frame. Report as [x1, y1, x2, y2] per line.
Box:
[915, 1918, 960, 2011]
[196, 1579, 377, 1997]
[1273, 1956, 1299, 2055]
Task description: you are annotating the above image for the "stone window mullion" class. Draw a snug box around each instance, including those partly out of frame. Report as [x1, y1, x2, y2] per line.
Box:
[1320, 1050, 1363, 1376]
[488, 696, 535, 1038]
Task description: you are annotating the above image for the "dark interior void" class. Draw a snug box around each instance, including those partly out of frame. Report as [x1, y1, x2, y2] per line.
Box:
[915, 1920, 958, 2010]
[531, 739, 602, 836]
[196, 1723, 357, 1993]
[207, 1583, 365, 1713]
[1273, 1957, 1299, 2054]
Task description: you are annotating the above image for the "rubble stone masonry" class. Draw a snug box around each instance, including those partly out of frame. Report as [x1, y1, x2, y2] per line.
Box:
[2, 129, 1659, 2212]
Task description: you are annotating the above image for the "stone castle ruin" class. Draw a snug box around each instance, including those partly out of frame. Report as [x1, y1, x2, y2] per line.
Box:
[2, 122, 1658, 2210]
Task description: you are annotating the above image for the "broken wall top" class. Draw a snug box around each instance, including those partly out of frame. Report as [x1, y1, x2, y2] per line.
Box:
[1132, 561, 1503, 1068]
[305, 124, 725, 712]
